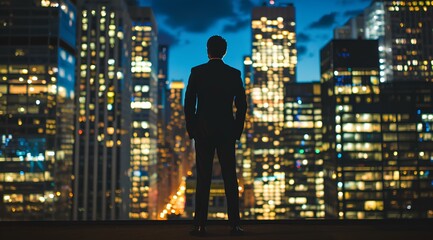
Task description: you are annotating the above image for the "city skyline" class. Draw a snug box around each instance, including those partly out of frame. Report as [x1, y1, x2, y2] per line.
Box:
[138, 0, 373, 84]
[1, 0, 433, 221]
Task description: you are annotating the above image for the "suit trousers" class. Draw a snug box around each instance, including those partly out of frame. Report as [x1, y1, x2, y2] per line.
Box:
[193, 136, 240, 226]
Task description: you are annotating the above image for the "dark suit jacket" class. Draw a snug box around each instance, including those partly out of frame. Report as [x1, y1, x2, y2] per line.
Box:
[184, 59, 247, 140]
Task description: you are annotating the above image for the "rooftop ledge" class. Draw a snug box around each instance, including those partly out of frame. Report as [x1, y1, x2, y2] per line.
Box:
[1, 219, 432, 240]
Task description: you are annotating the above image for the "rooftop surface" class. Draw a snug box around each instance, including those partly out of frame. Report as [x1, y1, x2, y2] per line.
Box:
[1, 219, 432, 240]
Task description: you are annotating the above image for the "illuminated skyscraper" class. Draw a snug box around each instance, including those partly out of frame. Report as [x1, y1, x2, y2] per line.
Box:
[73, 0, 132, 220]
[321, 39, 433, 219]
[284, 82, 324, 218]
[128, 6, 158, 220]
[321, 39, 381, 219]
[0, 0, 76, 220]
[377, 81, 433, 218]
[380, 0, 433, 82]
[338, 0, 433, 83]
[250, 4, 297, 219]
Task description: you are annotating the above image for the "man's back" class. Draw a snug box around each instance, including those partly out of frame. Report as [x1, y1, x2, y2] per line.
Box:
[184, 59, 246, 140]
[186, 35, 246, 236]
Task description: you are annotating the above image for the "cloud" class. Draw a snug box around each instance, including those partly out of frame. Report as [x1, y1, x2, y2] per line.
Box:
[158, 28, 180, 45]
[297, 45, 307, 57]
[238, 0, 256, 14]
[152, 0, 257, 35]
[223, 19, 250, 33]
[152, 0, 237, 33]
[308, 12, 338, 29]
[344, 9, 364, 17]
[297, 33, 311, 42]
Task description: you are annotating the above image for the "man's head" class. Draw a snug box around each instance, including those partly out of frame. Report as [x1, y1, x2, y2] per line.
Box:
[207, 35, 227, 59]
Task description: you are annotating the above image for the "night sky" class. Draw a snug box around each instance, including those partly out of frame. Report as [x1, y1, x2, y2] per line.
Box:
[139, 0, 372, 84]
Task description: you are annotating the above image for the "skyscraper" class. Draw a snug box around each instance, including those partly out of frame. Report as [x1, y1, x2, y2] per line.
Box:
[339, 0, 433, 83]
[0, 0, 76, 220]
[250, 4, 297, 219]
[321, 39, 381, 219]
[321, 39, 433, 219]
[284, 82, 324, 218]
[128, 6, 159, 220]
[73, 0, 132, 220]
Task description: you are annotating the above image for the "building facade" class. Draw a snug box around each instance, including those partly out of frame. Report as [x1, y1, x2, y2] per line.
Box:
[284, 82, 324, 218]
[321, 39, 381, 219]
[321, 39, 433, 219]
[338, 0, 433, 83]
[0, 0, 76, 220]
[249, 4, 297, 219]
[128, 6, 159, 220]
[73, 0, 132, 220]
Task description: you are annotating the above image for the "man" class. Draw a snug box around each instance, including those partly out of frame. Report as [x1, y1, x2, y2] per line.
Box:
[184, 35, 247, 236]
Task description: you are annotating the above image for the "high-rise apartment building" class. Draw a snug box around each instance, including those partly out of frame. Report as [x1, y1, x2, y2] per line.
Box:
[128, 6, 158, 220]
[250, 4, 297, 219]
[73, 0, 132, 220]
[0, 0, 76, 220]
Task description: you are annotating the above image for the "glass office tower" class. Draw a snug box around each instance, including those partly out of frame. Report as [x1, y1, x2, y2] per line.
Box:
[321, 39, 381, 219]
[340, 0, 433, 83]
[128, 6, 158, 220]
[321, 39, 433, 219]
[0, 0, 76, 220]
[250, 4, 297, 219]
[284, 82, 324, 218]
[378, 81, 433, 218]
[73, 0, 132, 220]
[381, 0, 433, 82]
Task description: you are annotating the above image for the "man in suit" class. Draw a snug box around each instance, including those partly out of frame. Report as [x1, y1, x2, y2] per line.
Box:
[184, 35, 247, 236]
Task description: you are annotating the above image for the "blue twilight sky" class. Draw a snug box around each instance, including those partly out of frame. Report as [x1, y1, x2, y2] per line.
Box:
[139, 0, 372, 83]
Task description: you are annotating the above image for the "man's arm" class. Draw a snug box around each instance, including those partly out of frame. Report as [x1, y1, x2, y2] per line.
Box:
[234, 70, 247, 140]
[184, 68, 197, 139]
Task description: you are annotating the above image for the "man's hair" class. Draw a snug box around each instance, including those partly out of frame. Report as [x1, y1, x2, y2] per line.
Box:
[207, 35, 227, 58]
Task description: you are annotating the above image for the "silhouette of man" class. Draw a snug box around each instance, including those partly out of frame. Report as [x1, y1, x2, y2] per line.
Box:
[184, 35, 247, 236]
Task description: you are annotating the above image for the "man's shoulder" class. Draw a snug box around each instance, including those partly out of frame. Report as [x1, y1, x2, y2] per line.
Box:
[191, 62, 240, 75]
[191, 63, 207, 72]
[224, 64, 241, 75]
